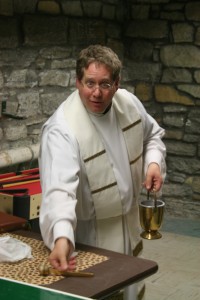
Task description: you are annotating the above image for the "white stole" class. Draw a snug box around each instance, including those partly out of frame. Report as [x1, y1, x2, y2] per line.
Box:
[64, 89, 143, 252]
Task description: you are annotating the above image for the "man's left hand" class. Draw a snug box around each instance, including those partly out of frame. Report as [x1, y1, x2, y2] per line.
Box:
[143, 162, 163, 192]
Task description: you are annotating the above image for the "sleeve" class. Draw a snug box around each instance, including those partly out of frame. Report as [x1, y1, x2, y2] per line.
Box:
[38, 120, 80, 252]
[131, 94, 166, 181]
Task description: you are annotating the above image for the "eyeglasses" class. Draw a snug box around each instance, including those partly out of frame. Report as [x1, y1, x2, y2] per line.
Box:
[81, 80, 114, 91]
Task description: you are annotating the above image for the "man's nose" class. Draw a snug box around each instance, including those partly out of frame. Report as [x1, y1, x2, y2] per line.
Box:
[93, 86, 102, 95]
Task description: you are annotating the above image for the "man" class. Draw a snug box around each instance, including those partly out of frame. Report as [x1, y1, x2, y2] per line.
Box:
[39, 44, 166, 299]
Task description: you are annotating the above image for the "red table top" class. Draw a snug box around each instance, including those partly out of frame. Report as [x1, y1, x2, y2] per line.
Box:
[0, 180, 41, 196]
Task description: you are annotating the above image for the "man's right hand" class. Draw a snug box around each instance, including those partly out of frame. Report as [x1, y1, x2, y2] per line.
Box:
[49, 237, 76, 271]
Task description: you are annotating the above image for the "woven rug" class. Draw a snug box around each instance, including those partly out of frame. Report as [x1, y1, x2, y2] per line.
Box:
[0, 233, 109, 285]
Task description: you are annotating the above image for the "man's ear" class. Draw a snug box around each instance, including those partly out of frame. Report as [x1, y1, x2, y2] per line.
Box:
[76, 78, 83, 89]
[114, 78, 120, 91]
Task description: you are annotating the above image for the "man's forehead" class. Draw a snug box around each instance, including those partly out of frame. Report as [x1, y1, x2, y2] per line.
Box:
[83, 62, 112, 77]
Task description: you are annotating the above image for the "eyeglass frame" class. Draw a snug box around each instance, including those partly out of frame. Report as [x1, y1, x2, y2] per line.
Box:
[81, 79, 115, 92]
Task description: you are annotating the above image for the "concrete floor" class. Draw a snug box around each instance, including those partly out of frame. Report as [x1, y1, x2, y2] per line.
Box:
[142, 216, 200, 300]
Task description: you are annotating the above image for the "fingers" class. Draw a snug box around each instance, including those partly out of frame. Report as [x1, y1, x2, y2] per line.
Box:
[68, 256, 76, 270]
[143, 163, 163, 192]
[146, 176, 162, 192]
[49, 255, 76, 271]
[49, 238, 76, 271]
[49, 253, 68, 271]
[49, 257, 67, 270]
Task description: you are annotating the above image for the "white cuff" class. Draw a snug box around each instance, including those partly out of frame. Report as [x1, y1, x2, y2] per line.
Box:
[53, 220, 75, 251]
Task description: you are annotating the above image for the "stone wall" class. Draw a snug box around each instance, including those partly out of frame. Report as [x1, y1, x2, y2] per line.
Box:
[0, 0, 200, 219]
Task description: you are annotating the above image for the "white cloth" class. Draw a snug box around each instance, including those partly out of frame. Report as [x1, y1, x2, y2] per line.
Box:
[39, 88, 166, 252]
[89, 109, 133, 214]
[0, 236, 32, 262]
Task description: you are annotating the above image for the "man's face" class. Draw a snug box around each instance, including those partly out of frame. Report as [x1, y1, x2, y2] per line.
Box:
[76, 62, 119, 114]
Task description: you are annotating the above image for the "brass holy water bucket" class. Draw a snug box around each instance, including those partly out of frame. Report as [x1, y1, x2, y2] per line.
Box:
[139, 193, 165, 240]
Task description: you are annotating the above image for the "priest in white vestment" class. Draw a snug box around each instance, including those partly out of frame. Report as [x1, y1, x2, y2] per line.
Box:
[39, 45, 166, 300]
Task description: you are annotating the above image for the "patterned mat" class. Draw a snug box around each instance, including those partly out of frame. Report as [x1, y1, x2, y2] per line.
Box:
[0, 233, 109, 285]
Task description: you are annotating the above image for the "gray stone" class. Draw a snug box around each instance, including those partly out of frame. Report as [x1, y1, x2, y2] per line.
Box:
[23, 15, 67, 46]
[183, 134, 200, 143]
[185, 2, 200, 22]
[160, 45, 200, 68]
[61, 0, 83, 16]
[126, 20, 168, 39]
[177, 84, 200, 99]
[41, 92, 68, 115]
[166, 157, 200, 175]
[0, 18, 19, 48]
[37, 1, 60, 15]
[187, 108, 200, 122]
[2, 101, 18, 116]
[162, 68, 192, 83]
[163, 105, 187, 113]
[83, 1, 102, 18]
[13, 0, 37, 14]
[35, 58, 46, 70]
[163, 115, 185, 128]
[160, 11, 184, 21]
[185, 119, 200, 135]
[0, 49, 38, 68]
[107, 39, 124, 60]
[172, 23, 194, 43]
[0, 0, 13, 16]
[102, 4, 115, 20]
[51, 58, 76, 69]
[9, 137, 33, 148]
[0, 127, 3, 140]
[165, 141, 196, 156]
[3, 121, 27, 141]
[16, 92, 40, 118]
[164, 198, 200, 219]
[0, 141, 10, 151]
[191, 176, 200, 194]
[26, 70, 38, 88]
[131, 4, 150, 20]
[69, 19, 106, 45]
[39, 70, 70, 87]
[0, 71, 3, 88]
[163, 3, 184, 10]
[39, 47, 71, 59]
[24, 115, 47, 126]
[162, 182, 193, 198]
[69, 70, 76, 87]
[196, 26, 200, 46]
[168, 172, 186, 184]
[124, 60, 161, 81]
[106, 23, 121, 39]
[164, 130, 183, 141]
[129, 40, 153, 61]
[185, 109, 200, 134]
[5, 69, 27, 88]
[194, 70, 200, 83]
[136, 0, 169, 3]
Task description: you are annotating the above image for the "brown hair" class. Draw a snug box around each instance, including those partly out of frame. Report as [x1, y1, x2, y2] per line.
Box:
[76, 45, 122, 81]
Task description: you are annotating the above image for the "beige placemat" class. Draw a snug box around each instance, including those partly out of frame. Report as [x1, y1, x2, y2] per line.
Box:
[0, 233, 109, 285]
